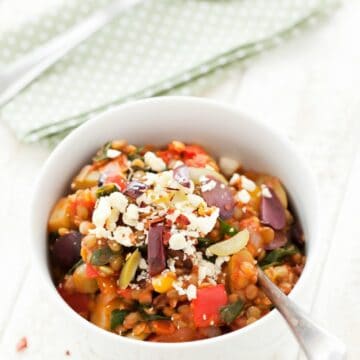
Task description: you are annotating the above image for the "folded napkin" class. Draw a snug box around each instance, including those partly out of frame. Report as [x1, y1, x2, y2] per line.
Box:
[0, 0, 337, 144]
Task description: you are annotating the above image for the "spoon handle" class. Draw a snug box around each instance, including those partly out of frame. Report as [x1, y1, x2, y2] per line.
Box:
[257, 268, 346, 360]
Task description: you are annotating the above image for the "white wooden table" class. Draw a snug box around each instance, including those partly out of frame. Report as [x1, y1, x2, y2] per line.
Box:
[0, 1, 359, 359]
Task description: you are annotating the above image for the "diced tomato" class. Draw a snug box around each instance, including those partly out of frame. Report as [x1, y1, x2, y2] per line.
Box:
[104, 174, 127, 191]
[57, 286, 90, 317]
[85, 263, 99, 278]
[191, 284, 228, 327]
[184, 153, 209, 168]
[175, 214, 190, 228]
[156, 150, 176, 164]
[117, 288, 132, 300]
[182, 145, 206, 158]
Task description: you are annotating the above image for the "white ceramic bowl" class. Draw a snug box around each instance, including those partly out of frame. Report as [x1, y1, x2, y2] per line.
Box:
[30, 96, 319, 360]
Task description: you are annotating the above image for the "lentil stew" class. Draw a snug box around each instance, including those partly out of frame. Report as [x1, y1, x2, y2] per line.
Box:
[48, 140, 305, 342]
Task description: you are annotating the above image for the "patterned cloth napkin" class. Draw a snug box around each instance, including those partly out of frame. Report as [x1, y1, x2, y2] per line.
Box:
[0, 0, 337, 144]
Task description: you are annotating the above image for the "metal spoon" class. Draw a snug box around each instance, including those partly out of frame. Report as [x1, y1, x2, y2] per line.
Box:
[257, 267, 347, 360]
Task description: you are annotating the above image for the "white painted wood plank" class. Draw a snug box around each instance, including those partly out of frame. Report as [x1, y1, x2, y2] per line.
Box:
[306, 147, 360, 360]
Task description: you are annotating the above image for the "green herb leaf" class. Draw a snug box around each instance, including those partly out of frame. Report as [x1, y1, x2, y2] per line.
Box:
[260, 245, 299, 269]
[96, 184, 119, 198]
[93, 142, 112, 162]
[219, 219, 238, 236]
[90, 246, 114, 266]
[66, 258, 84, 275]
[110, 309, 129, 330]
[198, 237, 212, 248]
[220, 300, 244, 325]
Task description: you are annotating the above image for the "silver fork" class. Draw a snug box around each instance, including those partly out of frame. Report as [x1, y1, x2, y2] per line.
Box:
[0, 0, 144, 108]
[257, 267, 347, 360]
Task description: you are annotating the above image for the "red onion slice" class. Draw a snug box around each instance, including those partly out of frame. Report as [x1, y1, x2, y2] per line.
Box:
[201, 177, 234, 219]
[264, 231, 288, 250]
[124, 180, 148, 199]
[260, 188, 286, 230]
[173, 165, 191, 188]
[147, 224, 166, 276]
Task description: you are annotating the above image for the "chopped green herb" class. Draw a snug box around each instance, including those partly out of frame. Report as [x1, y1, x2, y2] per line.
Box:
[110, 309, 129, 330]
[90, 246, 114, 266]
[198, 237, 212, 248]
[219, 218, 238, 236]
[96, 184, 119, 198]
[260, 245, 299, 269]
[220, 300, 244, 325]
[66, 258, 84, 275]
[93, 142, 112, 162]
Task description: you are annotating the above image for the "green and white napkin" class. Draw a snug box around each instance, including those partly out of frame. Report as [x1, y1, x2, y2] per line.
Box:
[0, 0, 337, 144]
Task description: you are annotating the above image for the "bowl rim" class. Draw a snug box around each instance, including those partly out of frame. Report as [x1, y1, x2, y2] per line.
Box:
[30, 95, 320, 349]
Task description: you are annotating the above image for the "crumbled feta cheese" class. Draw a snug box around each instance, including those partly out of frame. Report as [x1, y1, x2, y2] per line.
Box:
[105, 208, 120, 231]
[219, 157, 240, 177]
[229, 173, 241, 185]
[109, 192, 128, 213]
[136, 270, 148, 282]
[169, 233, 187, 250]
[215, 256, 230, 269]
[183, 240, 197, 256]
[186, 284, 197, 300]
[92, 197, 111, 228]
[172, 281, 186, 296]
[106, 149, 121, 158]
[187, 194, 204, 208]
[113, 226, 134, 247]
[261, 185, 272, 198]
[91, 227, 110, 239]
[187, 208, 219, 235]
[198, 260, 217, 283]
[241, 175, 256, 192]
[144, 151, 166, 172]
[135, 222, 145, 231]
[199, 175, 209, 184]
[139, 258, 148, 270]
[123, 204, 139, 227]
[201, 180, 217, 192]
[235, 189, 251, 204]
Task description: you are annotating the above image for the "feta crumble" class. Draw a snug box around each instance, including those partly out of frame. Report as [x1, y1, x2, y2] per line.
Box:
[106, 149, 121, 158]
[229, 173, 241, 185]
[92, 197, 111, 228]
[235, 189, 251, 204]
[113, 226, 134, 247]
[261, 185, 272, 198]
[123, 204, 139, 226]
[169, 233, 187, 250]
[109, 192, 128, 213]
[201, 179, 217, 192]
[241, 175, 256, 192]
[144, 151, 166, 172]
[186, 284, 197, 300]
